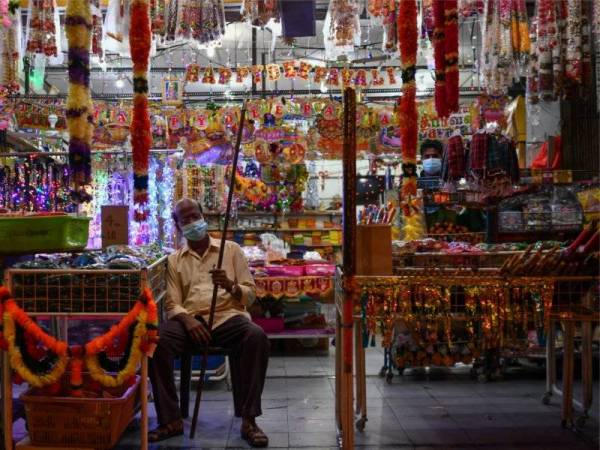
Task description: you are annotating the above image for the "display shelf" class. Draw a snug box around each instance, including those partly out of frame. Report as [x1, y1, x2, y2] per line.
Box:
[208, 227, 342, 232]
[266, 328, 335, 339]
[289, 243, 342, 247]
[203, 210, 342, 217]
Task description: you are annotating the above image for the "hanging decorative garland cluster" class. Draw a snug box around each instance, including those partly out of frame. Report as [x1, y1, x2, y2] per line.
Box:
[397, 0, 418, 200]
[0, 287, 158, 393]
[432, 0, 459, 118]
[130, 0, 152, 221]
[65, 0, 93, 203]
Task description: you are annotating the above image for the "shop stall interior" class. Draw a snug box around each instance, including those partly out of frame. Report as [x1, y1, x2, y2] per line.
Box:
[0, 0, 598, 449]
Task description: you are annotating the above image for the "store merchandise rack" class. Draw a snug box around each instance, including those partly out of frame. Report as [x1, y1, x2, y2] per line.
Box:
[4, 257, 167, 315]
[1, 257, 168, 450]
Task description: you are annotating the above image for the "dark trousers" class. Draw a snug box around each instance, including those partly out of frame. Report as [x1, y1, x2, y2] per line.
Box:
[149, 315, 270, 426]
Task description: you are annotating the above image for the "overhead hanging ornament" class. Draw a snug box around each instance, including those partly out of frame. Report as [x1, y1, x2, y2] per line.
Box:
[129, 0, 152, 220]
[26, 0, 58, 56]
[202, 66, 216, 84]
[282, 60, 296, 78]
[386, 66, 397, 84]
[266, 64, 280, 81]
[236, 66, 250, 83]
[298, 61, 312, 80]
[444, 0, 459, 113]
[65, 0, 93, 203]
[252, 64, 264, 83]
[185, 63, 200, 82]
[218, 67, 232, 84]
[314, 66, 328, 83]
[341, 68, 354, 87]
[371, 68, 384, 86]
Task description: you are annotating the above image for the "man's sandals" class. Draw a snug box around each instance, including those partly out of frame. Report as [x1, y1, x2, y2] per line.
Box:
[241, 422, 269, 448]
[148, 420, 184, 443]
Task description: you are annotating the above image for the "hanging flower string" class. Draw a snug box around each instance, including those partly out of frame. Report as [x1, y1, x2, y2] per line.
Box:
[0, 287, 158, 391]
[432, 0, 447, 118]
[444, 0, 459, 113]
[65, 0, 93, 203]
[130, 0, 152, 221]
[397, 0, 418, 200]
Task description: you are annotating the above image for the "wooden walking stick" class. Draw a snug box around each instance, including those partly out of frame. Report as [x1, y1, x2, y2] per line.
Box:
[190, 100, 247, 439]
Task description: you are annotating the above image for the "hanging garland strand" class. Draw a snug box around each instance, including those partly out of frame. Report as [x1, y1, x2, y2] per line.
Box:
[397, 0, 418, 200]
[0, 287, 158, 390]
[130, 0, 152, 221]
[432, 0, 448, 118]
[65, 0, 93, 203]
[444, 0, 459, 113]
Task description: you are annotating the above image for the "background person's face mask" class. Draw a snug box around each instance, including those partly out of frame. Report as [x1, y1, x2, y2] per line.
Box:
[422, 158, 442, 174]
[182, 219, 208, 241]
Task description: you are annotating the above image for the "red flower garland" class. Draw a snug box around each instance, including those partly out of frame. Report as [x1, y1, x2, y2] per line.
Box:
[130, 0, 152, 221]
[397, 0, 419, 200]
[444, 0, 459, 113]
[433, 0, 448, 117]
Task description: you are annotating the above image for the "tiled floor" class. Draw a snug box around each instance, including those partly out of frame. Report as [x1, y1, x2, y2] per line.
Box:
[12, 346, 600, 449]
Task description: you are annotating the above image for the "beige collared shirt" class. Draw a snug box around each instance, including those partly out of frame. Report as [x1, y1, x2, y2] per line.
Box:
[164, 237, 256, 329]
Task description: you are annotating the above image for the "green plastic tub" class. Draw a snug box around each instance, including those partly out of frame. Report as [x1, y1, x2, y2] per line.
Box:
[0, 215, 91, 255]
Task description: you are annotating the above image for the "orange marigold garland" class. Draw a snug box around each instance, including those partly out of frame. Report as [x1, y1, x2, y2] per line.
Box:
[397, 0, 418, 201]
[130, 0, 152, 221]
[0, 286, 158, 390]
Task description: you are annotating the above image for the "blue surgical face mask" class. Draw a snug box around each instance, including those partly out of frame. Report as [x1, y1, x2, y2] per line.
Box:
[423, 158, 442, 175]
[182, 219, 208, 241]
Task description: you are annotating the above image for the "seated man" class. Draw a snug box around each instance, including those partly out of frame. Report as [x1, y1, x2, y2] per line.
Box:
[149, 198, 269, 447]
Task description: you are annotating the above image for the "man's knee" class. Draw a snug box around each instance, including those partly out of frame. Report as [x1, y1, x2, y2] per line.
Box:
[246, 322, 269, 350]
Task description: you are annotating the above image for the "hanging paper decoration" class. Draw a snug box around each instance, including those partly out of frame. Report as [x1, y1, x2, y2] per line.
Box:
[327, 68, 340, 86]
[432, 0, 448, 117]
[298, 61, 312, 80]
[323, 0, 361, 60]
[282, 60, 296, 79]
[1, 9, 19, 93]
[185, 64, 200, 82]
[175, 0, 225, 45]
[480, 0, 530, 94]
[397, 0, 418, 201]
[150, 0, 166, 35]
[236, 66, 250, 83]
[91, 0, 103, 57]
[202, 66, 216, 84]
[26, 0, 58, 56]
[65, 0, 93, 203]
[218, 67, 232, 84]
[386, 66, 396, 84]
[130, 0, 152, 220]
[314, 66, 328, 83]
[444, 0, 459, 113]
[266, 64, 280, 81]
[252, 64, 264, 83]
[527, 0, 591, 102]
[354, 69, 367, 87]
[0, 0, 11, 28]
[341, 68, 354, 87]
[241, 0, 279, 27]
[371, 68, 384, 86]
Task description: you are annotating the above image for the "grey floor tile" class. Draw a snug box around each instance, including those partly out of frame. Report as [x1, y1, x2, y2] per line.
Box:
[405, 428, 472, 446]
[288, 419, 337, 433]
[399, 414, 460, 430]
[289, 431, 338, 447]
[354, 429, 412, 446]
[389, 403, 450, 417]
[452, 413, 515, 429]
[288, 407, 335, 420]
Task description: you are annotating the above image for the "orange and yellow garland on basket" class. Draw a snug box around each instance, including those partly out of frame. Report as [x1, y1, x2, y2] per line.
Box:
[130, 0, 152, 221]
[0, 287, 158, 392]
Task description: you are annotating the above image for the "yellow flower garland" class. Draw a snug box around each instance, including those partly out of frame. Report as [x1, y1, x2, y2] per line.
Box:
[3, 311, 69, 387]
[85, 311, 148, 387]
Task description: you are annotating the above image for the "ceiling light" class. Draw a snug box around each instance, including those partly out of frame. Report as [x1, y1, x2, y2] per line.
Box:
[206, 47, 215, 58]
[320, 82, 328, 94]
[115, 77, 125, 89]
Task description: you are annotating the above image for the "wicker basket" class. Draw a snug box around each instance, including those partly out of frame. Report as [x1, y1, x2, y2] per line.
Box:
[21, 375, 140, 449]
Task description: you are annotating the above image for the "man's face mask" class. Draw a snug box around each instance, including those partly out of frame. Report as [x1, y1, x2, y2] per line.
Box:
[423, 157, 442, 174]
[181, 219, 208, 241]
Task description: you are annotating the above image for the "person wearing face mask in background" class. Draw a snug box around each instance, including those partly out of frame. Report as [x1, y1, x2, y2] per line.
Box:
[148, 198, 270, 448]
[418, 139, 444, 188]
